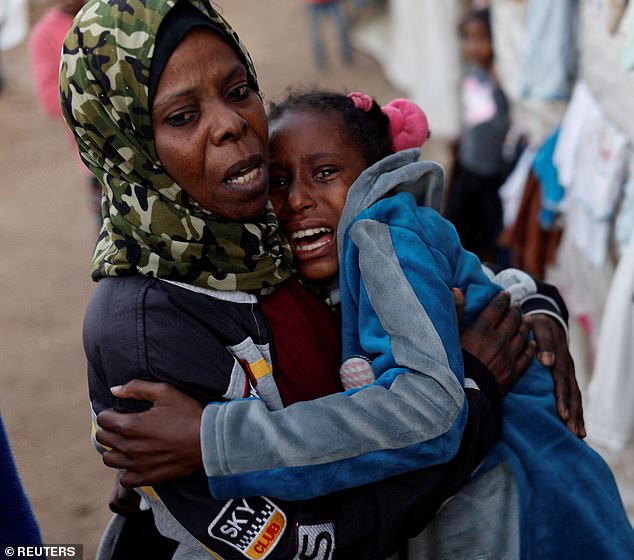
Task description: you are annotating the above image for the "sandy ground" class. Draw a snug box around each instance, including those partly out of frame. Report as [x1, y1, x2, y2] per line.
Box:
[0, 1, 631, 558]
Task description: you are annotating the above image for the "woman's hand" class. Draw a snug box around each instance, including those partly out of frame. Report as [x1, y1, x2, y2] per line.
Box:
[457, 289, 586, 438]
[528, 313, 585, 438]
[95, 380, 203, 488]
[459, 291, 535, 396]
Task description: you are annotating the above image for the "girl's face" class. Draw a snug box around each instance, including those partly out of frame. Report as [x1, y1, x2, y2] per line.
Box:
[269, 110, 367, 283]
[461, 19, 493, 68]
[152, 28, 269, 221]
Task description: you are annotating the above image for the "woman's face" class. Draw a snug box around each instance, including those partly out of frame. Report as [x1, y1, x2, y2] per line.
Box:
[152, 28, 269, 221]
[269, 110, 367, 283]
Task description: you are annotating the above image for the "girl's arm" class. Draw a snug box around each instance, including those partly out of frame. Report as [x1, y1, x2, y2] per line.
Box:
[96, 378, 501, 559]
[187, 200, 502, 501]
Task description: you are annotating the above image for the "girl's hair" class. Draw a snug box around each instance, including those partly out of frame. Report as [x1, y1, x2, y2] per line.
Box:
[268, 90, 393, 167]
[459, 8, 492, 38]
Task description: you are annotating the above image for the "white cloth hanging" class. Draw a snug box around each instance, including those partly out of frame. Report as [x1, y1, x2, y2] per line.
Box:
[0, 0, 29, 51]
[499, 146, 537, 229]
[554, 81, 630, 267]
[585, 234, 634, 451]
[385, 0, 462, 138]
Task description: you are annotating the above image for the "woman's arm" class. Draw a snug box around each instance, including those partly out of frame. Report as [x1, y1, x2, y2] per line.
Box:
[96, 378, 500, 559]
[474, 265, 584, 437]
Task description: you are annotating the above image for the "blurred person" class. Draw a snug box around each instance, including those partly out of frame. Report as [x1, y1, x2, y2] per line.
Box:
[444, 7, 509, 263]
[305, 0, 353, 67]
[28, 0, 100, 224]
[0, 413, 42, 550]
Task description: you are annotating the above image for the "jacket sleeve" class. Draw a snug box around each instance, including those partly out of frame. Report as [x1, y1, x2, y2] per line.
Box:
[85, 277, 501, 559]
[481, 263, 570, 328]
[153, 381, 500, 560]
[202, 203, 501, 501]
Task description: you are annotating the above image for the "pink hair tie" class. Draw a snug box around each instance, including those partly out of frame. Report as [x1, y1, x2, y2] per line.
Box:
[381, 99, 430, 152]
[347, 91, 374, 112]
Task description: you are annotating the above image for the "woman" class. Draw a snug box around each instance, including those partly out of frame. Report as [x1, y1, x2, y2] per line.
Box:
[61, 1, 581, 558]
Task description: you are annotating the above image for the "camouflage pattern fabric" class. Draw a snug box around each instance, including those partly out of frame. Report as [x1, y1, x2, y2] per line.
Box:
[59, 0, 293, 294]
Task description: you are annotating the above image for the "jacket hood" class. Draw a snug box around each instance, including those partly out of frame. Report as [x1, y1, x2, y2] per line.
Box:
[337, 148, 446, 259]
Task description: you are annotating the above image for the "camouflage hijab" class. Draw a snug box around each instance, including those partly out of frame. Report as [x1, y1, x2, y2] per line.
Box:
[59, 0, 293, 294]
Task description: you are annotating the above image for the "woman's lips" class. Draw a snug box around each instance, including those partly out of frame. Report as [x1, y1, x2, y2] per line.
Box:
[226, 165, 261, 186]
[223, 155, 263, 186]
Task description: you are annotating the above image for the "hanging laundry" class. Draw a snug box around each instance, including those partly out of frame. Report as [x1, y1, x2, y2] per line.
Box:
[567, 117, 629, 267]
[499, 171, 562, 280]
[532, 129, 566, 229]
[624, 1, 634, 70]
[614, 172, 634, 255]
[521, 0, 578, 101]
[490, 0, 527, 101]
[554, 82, 630, 267]
[586, 233, 634, 452]
[553, 82, 599, 189]
[499, 146, 537, 229]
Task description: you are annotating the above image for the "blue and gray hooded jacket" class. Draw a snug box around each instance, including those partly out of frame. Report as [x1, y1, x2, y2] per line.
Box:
[202, 150, 520, 502]
[204, 149, 634, 559]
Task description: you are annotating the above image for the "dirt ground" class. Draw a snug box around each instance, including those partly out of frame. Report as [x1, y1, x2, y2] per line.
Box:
[0, 1, 631, 558]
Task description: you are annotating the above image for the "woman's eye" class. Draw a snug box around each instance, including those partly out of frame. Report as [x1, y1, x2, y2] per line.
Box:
[227, 84, 249, 102]
[166, 111, 198, 127]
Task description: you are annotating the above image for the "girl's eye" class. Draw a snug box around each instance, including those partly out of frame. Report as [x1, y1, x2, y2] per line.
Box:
[166, 110, 198, 127]
[227, 84, 250, 102]
[270, 176, 289, 190]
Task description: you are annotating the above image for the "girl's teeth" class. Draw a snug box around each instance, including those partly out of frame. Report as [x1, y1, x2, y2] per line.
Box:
[290, 227, 331, 240]
[294, 238, 331, 252]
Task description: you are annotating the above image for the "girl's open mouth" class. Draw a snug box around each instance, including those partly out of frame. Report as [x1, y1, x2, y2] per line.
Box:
[289, 227, 334, 253]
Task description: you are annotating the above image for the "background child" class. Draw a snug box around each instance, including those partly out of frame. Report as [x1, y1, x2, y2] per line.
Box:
[28, 0, 101, 224]
[444, 7, 510, 263]
[304, 0, 353, 67]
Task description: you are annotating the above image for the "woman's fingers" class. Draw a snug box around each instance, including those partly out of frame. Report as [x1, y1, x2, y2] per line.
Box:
[528, 314, 586, 438]
[95, 382, 204, 486]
